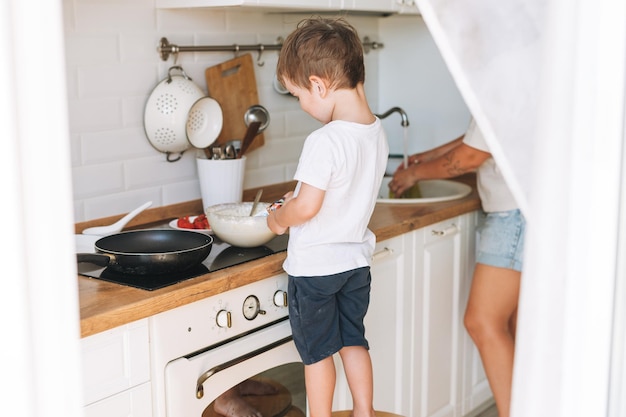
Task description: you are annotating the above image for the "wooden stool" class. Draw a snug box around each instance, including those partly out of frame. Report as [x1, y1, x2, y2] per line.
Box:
[331, 411, 405, 417]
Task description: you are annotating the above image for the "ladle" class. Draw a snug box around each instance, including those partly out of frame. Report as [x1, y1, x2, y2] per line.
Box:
[243, 105, 270, 133]
[82, 201, 153, 236]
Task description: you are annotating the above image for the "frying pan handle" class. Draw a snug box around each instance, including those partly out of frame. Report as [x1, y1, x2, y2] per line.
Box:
[76, 253, 113, 268]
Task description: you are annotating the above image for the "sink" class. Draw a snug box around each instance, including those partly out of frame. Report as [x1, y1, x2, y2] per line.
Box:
[377, 176, 472, 204]
[385, 154, 405, 176]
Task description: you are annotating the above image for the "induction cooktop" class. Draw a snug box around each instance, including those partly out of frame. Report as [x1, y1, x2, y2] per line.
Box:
[77, 233, 288, 291]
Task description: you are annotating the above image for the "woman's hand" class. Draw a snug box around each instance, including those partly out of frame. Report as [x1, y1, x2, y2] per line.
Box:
[389, 164, 418, 197]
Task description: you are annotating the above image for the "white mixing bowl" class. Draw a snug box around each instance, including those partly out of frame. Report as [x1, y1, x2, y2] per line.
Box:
[205, 202, 276, 248]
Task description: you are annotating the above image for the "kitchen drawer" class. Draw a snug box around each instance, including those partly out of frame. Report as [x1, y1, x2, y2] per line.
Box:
[81, 319, 150, 405]
[84, 381, 152, 417]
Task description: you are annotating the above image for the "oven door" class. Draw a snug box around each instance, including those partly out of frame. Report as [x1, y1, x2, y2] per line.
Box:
[164, 319, 305, 417]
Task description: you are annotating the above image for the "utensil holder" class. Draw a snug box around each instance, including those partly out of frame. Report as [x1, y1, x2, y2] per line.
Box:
[197, 156, 246, 211]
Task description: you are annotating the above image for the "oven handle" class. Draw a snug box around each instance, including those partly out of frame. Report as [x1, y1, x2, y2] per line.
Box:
[196, 335, 293, 399]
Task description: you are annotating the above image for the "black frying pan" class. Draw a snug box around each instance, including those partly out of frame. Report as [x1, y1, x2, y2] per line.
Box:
[76, 229, 213, 275]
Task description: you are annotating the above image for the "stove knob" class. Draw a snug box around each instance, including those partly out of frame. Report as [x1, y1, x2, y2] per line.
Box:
[215, 309, 232, 328]
[273, 290, 288, 307]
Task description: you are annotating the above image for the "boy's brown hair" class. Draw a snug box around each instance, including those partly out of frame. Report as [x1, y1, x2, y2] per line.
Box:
[276, 17, 365, 91]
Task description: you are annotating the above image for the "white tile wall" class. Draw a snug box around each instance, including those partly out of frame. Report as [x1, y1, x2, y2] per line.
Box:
[65, 0, 379, 221]
[64, 0, 467, 222]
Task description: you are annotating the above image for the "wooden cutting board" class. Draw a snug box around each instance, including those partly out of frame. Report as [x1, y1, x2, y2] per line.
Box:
[205, 54, 265, 153]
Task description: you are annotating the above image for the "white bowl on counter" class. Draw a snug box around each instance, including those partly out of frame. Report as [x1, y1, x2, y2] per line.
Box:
[205, 202, 276, 248]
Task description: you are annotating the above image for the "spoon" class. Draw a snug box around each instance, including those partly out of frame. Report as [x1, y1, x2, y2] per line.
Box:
[249, 189, 263, 216]
[82, 201, 153, 236]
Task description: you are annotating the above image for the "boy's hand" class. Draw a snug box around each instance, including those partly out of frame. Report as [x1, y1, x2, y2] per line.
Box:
[267, 211, 288, 235]
[266, 192, 294, 235]
[282, 191, 295, 203]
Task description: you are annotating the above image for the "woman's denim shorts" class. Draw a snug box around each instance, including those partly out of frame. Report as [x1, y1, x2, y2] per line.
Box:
[476, 209, 526, 272]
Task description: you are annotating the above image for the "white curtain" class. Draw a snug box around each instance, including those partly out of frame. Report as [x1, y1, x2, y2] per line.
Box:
[414, 0, 626, 416]
[414, 0, 547, 215]
[1, 0, 83, 416]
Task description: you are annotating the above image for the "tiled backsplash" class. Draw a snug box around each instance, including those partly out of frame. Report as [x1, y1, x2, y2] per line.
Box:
[64, 0, 382, 221]
[64, 0, 468, 222]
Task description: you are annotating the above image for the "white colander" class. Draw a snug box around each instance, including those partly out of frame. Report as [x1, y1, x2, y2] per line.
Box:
[144, 66, 204, 162]
[186, 96, 223, 149]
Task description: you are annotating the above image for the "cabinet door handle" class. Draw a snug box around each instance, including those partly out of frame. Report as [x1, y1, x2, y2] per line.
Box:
[430, 224, 459, 236]
[372, 247, 394, 261]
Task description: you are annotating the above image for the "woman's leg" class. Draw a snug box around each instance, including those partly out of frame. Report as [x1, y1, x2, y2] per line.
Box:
[305, 356, 336, 417]
[339, 346, 376, 417]
[464, 263, 521, 417]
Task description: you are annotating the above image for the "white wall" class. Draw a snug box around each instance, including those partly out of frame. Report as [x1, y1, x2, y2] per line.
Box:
[64, 0, 466, 222]
[378, 15, 469, 155]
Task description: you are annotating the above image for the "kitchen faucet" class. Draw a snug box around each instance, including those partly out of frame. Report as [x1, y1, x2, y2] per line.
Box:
[375, 107, 410, 127]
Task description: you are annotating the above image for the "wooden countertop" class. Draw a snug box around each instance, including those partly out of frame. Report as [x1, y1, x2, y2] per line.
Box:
[77, 174, 480, 338]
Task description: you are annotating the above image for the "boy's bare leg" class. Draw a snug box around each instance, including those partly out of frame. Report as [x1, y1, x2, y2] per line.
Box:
[305, 356, 336, 417]
[339, 346, 376, 417]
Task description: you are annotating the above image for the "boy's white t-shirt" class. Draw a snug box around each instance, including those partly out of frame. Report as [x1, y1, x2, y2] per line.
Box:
[463, 120, 518, 212]
[282, 118, 389, 277]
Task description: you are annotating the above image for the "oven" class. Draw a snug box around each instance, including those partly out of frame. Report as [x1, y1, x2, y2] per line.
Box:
[150, 272, 306, 417]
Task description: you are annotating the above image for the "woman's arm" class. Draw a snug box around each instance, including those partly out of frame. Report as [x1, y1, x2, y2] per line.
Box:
[400, 135, 466, 169]
[389, 143, 491, 197]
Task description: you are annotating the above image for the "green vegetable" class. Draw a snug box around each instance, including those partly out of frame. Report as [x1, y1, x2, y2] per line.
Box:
[389, 183, 422, 199]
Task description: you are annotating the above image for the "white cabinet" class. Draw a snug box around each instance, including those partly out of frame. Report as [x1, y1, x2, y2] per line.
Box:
[156, 0, 341, 10]
[257, 0, 340, 7]
[343, 0, 419, 14]
[81, 319, 152, 417]
[155, 0, 417, 14]
[367, 234, 414, 413]
[332, 211, 488, 417]
[331, 233, 412, 413]
[411, 217, 465, 417]
[411, 212, 491, 417]
[396, 0, 419, 14]
[83, 382, 152, 417]
[460, 211, 493, 414]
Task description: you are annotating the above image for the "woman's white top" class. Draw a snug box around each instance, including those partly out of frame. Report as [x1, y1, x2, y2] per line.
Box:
[463, 120, 518, 212]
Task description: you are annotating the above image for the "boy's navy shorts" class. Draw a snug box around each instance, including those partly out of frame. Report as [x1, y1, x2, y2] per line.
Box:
[287, 267, 371, 365]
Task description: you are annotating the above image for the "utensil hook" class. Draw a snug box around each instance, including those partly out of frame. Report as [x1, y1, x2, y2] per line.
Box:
[256, 44, 265, 67]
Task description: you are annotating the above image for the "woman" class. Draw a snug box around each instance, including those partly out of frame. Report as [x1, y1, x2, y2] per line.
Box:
[389, 119, 525, 417]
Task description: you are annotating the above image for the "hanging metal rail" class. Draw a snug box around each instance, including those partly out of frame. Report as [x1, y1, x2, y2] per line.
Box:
[157, 36, 384, 64]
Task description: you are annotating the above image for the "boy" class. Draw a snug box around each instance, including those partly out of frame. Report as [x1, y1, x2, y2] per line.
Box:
[267, 17, 388, 417]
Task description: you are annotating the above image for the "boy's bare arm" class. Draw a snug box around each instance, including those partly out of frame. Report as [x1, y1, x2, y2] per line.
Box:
[267, 183, 325, 234]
